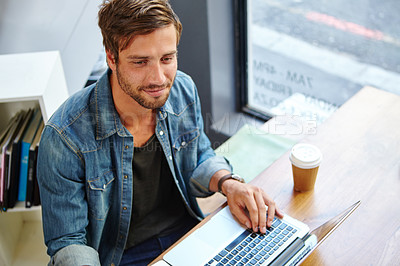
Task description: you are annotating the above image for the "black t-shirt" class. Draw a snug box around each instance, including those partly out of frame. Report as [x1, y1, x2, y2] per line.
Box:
[125, 134, 192, 248]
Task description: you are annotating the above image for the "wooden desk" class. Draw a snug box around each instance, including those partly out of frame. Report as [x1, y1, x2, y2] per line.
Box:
[154, 86, 400, 265]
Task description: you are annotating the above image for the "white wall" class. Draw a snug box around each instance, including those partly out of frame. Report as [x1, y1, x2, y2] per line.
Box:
[0, 0, 103, 95]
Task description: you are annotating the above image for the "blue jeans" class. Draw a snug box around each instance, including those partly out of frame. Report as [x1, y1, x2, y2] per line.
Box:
[119, 219, 198, 266]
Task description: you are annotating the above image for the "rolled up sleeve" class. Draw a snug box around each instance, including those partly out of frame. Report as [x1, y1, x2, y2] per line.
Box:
[190, 154, 232, 197]
[48, 244, 100, 266]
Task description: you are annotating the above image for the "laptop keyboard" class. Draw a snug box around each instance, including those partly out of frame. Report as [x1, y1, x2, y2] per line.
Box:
[205, 218, 297, 266]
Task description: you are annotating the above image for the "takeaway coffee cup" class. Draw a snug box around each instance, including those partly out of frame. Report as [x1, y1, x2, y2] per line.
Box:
[289, 143, 322, 192]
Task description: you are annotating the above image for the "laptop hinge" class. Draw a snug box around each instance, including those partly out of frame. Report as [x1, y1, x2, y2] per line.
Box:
[269, 237, 305, 266]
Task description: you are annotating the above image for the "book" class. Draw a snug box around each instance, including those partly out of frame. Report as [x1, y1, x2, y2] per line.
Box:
[0, 113, 20, 208]
[26, 122, 44, 208]
[32, 160, 41, 206]
[7, 109, 33, 208]
[33, 123, 44, 206]
[17, 107, 42, 202]
[1, 112, 25, 211]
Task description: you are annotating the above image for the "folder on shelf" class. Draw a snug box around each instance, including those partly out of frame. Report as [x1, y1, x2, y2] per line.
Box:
[8, 109, 33, 208]
[0, 113, 20, 208]
[1, 112, 25, 211]
[17, 107, 42, 203]
[32, 123, 44, 206]
[26, 122, 44, 208]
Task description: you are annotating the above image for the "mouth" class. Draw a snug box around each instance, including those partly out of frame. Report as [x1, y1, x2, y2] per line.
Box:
[143, 87, 166, 98]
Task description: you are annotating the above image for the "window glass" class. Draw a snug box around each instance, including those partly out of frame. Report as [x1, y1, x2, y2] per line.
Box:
[245, 0, 400, 124]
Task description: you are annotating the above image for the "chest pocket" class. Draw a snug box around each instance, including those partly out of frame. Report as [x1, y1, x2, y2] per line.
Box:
[87, 170, 116, 220]
[172, 129, 199, 173]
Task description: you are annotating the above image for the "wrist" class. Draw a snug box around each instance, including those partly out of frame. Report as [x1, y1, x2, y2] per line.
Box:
[218, 173, 245, 196]
[220, 178, 238, 196]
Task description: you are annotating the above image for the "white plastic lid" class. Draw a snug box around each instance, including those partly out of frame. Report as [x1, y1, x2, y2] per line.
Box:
[289, 143, 322, 169]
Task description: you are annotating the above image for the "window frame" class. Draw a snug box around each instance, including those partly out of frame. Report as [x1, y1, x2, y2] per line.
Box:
[234, 0, 272, 121]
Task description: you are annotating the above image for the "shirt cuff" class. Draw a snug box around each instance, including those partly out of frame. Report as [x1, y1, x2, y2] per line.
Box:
[190, 155, 232, 197]
[49, 244, 100, 266]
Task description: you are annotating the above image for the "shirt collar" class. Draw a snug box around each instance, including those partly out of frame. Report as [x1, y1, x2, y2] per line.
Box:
[94, 69, 129, 140]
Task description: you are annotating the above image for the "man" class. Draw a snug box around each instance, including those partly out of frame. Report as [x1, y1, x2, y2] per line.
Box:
[37, 0, 283, 265]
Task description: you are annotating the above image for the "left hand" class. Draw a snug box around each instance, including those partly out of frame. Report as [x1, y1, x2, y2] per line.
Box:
[221, 179, 284, 234]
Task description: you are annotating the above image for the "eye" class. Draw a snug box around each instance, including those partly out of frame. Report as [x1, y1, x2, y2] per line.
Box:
[161, 55, 175, 63]
[128, 58, 149, 66]
[133, 60, 147, 65]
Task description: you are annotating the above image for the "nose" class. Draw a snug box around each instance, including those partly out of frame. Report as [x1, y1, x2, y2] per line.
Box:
[149, 62, 167, 86]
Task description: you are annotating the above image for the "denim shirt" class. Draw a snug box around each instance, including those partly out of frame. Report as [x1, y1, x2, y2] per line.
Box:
[37, 70, 231, 266]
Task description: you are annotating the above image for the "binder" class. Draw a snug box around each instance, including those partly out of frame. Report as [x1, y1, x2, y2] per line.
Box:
[26, 122, 44, 208]
[17, 108, 42, 202]
[0, 113, 20, 208]
[8, 109, 33, 208]
[1, 112, 25, 211]
[32, 123, 44, 206]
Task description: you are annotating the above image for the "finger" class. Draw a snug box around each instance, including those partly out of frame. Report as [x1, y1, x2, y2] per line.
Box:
[228, 200, 252, 229]
[242, 191, 260, 232]
[263, 194, 276, 228]
[254, 190, 267, 234]
[267, 203, 276, 228]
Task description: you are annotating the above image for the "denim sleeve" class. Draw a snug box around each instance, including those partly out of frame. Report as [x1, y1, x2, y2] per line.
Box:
[37, 125, 99, 265]
[188, 86, 232, 197]
[190, 154, 232, 197]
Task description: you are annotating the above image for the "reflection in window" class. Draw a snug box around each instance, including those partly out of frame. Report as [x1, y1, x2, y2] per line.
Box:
[243, 0, 400, 124]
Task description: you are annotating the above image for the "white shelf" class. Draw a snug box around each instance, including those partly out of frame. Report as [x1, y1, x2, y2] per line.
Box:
[6, 202, 40, 213]
[0, 51, 69, 266]
[0, 50, 69, 124]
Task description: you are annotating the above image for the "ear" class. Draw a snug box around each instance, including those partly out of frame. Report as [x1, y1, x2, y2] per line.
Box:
[106, 49, 117, 72]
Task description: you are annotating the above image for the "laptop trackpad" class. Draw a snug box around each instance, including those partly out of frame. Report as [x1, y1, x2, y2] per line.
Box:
[195, 206, 244, 244]
[164, 207, 245, 265]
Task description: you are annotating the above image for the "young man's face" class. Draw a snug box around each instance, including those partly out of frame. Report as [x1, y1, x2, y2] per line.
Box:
[107, 24, 178, 109]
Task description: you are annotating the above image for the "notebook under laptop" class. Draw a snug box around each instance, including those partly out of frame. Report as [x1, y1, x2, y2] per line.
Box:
[154, 201, 360, 266]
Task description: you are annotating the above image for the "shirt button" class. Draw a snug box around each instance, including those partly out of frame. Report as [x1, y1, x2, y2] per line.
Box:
[124, 175, 128, 179]
[181, 141, 186, 146]
[111, 263, 115, 266]
[125, 145, 129, 149]
[159, 130, 164, 136]
[123, 206, 127, 210]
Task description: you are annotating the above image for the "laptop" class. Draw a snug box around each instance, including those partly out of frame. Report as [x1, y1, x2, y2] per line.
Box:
[153, 201, 360, 266]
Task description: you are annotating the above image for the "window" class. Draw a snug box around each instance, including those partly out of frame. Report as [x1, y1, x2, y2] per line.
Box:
[236, 0, 400, 124]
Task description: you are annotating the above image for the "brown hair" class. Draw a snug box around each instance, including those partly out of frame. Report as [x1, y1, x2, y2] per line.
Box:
[98, 0, 182, 63]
